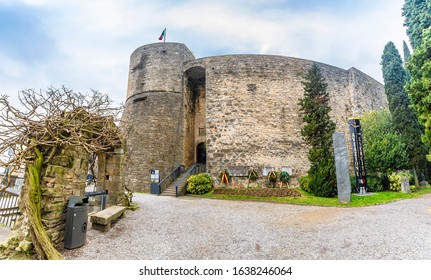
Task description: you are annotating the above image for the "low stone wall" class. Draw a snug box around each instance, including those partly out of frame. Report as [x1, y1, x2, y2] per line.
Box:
[40, 147, 89, 246]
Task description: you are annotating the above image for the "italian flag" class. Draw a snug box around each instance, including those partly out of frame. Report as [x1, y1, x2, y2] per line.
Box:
[159, 28, 166, 41]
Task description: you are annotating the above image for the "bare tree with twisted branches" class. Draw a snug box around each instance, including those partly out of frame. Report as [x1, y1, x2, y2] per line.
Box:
[0, 86, 122, 259]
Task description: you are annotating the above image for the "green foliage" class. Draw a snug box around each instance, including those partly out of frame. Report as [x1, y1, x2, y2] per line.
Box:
[299, 176, 311, 193]
[366, 175, 385, 192]
[267, 171, 277, 188]
[402, 0, 431, 49]
[406, 27, 431, 162]
[381, 41, 427, 173]
[361, 110, 409, 175]
[279, 171, 290, 183]
[298, 64, 336, 197]
[403, 40, 412, 66]
[248, 169, 258, 181]
[308, 157, 337, 197]
[388, 171, 413, 192]
[187, 173, 213, 194]
[27, 148, 44, 219]
[267, 171, 278, 182]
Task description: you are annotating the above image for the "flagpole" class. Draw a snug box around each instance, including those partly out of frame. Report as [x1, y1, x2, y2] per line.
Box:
[164, 28, 166, 43]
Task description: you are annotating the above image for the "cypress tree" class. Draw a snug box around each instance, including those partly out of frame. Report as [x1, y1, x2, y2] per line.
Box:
[402, 0, 431, 49]
[403, 40, 412, 65]
[403, 41, 412, 81]
[381, 41, 427, 181]
[298, 64, 336, 197]
[405, 28, 431, 162]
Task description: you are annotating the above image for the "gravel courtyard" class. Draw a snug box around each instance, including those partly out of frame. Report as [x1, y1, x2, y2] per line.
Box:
[61, 193, 431, 260]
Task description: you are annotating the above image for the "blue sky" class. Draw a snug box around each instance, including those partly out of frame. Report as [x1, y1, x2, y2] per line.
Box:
[0, 0, 409, 106]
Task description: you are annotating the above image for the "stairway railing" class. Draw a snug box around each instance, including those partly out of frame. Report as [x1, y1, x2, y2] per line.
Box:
[157, 164, 185, 195]
[175, 164, 206, 197]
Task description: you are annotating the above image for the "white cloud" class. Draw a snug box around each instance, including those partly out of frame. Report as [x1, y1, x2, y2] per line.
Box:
[0, 0, 410, 105]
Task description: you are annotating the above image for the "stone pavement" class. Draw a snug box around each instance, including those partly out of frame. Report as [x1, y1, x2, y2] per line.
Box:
[62, 192, 431, 260]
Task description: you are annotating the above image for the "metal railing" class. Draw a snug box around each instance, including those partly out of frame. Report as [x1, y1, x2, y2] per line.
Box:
[175, 164, 206, 197]
[84, 190, 108, 211]
[157, 164, 185, 195]
[0, 188, 20, 229]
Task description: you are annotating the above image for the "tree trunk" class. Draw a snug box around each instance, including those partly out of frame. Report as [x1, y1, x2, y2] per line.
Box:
[23, 149, 63, 260]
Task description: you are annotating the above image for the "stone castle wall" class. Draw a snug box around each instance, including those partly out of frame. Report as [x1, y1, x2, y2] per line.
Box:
[122, 43, 387, 191]
[122, 43, 195, 192]
[185, 55, 386, 184]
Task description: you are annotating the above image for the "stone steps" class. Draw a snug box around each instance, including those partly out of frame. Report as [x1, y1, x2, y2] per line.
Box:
[160, 177, 188, 197]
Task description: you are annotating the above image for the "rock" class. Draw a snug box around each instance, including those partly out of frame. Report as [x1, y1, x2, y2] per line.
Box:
[333, 132, 351, 203]
[18, 240, 33, 252]
[420, 180, 428, 187]
[401, 176, 411, 194]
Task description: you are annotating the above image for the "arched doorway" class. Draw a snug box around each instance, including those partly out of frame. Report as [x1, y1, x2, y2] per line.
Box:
[183, 66, 206, 166]
[196, 142, 206, 164]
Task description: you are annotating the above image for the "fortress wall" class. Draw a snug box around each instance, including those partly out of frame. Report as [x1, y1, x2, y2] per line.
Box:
[122, 42, 387, 191]
[122, 92, 184, 192]
[127, 43, 194, 99]
[348, 67, 387, 117]
[122, 43, 194, 192]
[202, 55, 315, 181]
[198, 55, 386, 183]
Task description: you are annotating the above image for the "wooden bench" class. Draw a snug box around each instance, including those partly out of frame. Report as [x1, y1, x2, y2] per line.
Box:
[90, 205, 126, 232]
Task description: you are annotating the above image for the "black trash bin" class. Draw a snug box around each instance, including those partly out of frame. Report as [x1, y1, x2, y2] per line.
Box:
[64, 196, 89, 249]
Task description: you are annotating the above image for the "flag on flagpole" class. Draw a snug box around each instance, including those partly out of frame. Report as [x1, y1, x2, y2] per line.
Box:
[158, 28, 166, 42]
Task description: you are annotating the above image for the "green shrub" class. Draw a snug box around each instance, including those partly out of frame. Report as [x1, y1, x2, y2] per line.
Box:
[366, 175, 385, 192]
[299, 176, 311, 193]
[350, 176, 357, 192]
[309, 172, 336, 197]
[388, 171, 413, 192]
[350, 174, 385, 193]
[187, 173, 213, 194]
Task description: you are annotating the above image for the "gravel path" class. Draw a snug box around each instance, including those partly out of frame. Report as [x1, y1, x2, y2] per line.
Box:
[61, 193, 431, 260]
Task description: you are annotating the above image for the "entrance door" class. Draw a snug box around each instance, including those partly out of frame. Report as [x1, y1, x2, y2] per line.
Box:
[196, 142, 206, 164]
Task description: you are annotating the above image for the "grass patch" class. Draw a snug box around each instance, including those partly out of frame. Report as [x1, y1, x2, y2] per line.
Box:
[197, 186, 431, 207]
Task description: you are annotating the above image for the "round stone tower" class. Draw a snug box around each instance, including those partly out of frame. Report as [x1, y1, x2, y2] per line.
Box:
[121, 43, 195, 192]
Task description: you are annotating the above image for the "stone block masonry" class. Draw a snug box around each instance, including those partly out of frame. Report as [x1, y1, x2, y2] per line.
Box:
[122, 43, 387, 191]
[189, 55, 386, 182]
[122, 43, 195, 192]
[22, 146, 90, 248]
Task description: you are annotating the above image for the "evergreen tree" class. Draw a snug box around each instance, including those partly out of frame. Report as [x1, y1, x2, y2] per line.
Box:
[381, 42, 427, 180]
[298, 64, 336, 197]
[403, 40, 412, 66]
[403, 41, 412, 81]
[361, 110, 409, 176]
[405, 28, 431, 161]
[402, 0, 431, 49]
